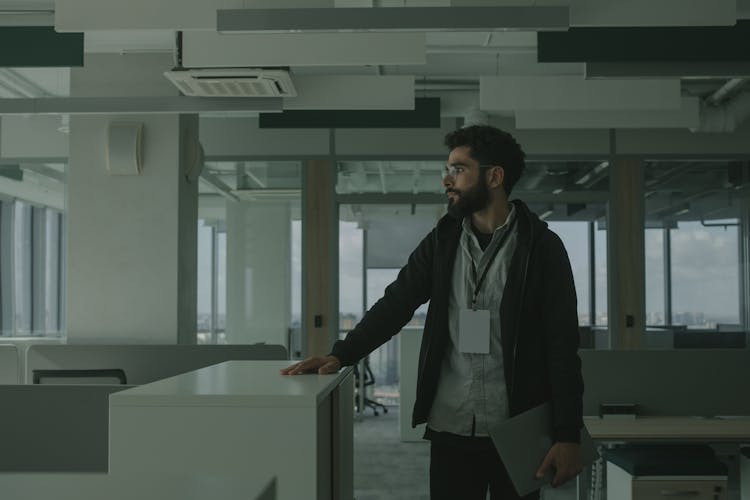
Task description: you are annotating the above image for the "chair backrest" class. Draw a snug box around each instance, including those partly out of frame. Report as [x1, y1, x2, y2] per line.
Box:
[25, 343, 287, 384]
[33, 368, 127, 385]
[581, 349, 750, 417]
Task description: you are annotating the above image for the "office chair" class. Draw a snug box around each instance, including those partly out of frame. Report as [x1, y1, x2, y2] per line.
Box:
[353, 357, 388, 416]
[33, 368, 128, 385]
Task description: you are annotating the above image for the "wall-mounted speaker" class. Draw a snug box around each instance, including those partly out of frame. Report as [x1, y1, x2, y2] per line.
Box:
[106, 121, 143, 175]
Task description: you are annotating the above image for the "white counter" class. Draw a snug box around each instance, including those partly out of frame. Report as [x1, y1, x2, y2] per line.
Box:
[110, 359, 344, 408]
[585, 416, 750, 441]
[109, 360, 354, 500]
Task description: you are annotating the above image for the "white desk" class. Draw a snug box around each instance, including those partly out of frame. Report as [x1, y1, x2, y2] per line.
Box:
[585, 416, 750, 442]
[0, 472, 276, 500]
[585, 416, 750, 500]
[109, 360, 354, 500]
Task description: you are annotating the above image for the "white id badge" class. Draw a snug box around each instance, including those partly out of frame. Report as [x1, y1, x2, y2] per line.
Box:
[458, 308, 491, 354]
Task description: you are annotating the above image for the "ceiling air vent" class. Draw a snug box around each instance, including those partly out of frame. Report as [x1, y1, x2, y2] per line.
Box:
[164, 69, 296, 98]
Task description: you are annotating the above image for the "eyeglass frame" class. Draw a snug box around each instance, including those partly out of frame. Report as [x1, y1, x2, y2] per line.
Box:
[443, 163, 501, 179]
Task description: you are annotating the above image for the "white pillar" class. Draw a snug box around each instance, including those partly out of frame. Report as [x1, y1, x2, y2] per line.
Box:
[66, 54, 198, 344]
[225, 200, 291, 346]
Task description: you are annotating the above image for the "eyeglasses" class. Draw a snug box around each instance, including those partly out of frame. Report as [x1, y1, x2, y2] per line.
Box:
[443, 164, 497, 179]
[443, 165, 465, 178]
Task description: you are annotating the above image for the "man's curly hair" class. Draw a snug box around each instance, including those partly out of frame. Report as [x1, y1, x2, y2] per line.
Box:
[444, 125, 526, 196]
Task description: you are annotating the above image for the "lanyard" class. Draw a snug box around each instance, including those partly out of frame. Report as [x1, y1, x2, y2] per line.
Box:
[469, 217, 517, 310]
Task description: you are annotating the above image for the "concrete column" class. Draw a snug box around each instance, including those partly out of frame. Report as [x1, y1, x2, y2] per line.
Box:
[66, 54, 198, 343]
[225, 200, 291, 346]
[607, 158, 646, 349]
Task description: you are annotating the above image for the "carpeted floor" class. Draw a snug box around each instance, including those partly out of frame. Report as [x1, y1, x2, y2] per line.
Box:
[353, 405, 430, 500]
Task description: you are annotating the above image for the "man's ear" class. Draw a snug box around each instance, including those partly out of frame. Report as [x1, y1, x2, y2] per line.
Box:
[487, 166, 505, 189]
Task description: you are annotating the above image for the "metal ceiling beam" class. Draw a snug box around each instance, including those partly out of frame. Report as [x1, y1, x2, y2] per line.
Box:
[0, 68, 51, 98]
[199, 172, 239, 202]
[217, 7, 569, 32]
[538, 22, 750, 63]
[708, 79, 747, 106]
[20, 164, 64, 183]
[0, 97, 283, 115]
[183, 32, 425, 68]
[586, 62, 750, 79]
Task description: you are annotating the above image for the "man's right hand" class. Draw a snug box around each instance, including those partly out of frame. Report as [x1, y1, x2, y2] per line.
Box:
[279, 356, 341, 375]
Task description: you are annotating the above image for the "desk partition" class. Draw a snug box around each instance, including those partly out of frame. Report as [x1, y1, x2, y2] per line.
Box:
[581, 349, 750, 417]
[0, 385, 133, 472]
[25, 343, 287, 384]
[0, 344, 18, 384]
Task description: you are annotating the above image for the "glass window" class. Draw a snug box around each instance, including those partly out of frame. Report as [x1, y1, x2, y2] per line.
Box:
[594, 221, 608, 326]
[216, 230, 227, 338]
[670, 221, 739, 328]
[645, 161, 743, 330]
[0, 162, 66, 338]
[338, 220, 363, 333]
[196, 220, 213, 343]
[645, 229, 666, 326]
[547, 221, 591, 326]
[337, 161, 444, 195]
[197, 161, 300, 347]
[290, 219, 302, 357]
[13, 201, 32, 335]
[43, 209, 63, 333]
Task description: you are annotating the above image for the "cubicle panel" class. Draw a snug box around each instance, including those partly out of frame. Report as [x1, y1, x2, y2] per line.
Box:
[674, 331, 746, 349]
[0, 344, 19, 384]
[0, 385, 133, 472]
[25, 344, 287, 385]
[581, 350, 750, 417]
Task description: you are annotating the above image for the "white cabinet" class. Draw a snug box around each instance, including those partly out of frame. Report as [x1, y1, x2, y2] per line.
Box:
[109, 360, 353, 500]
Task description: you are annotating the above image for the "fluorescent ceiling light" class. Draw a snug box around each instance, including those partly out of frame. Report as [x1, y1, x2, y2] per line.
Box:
[217, 7, 569, 32]
[183, 32, 425, 68]
[0, 96, 283, 115]
[585, 61, 750, 79]
[481, 76, 681, 111]
[513, 97, 700, 129]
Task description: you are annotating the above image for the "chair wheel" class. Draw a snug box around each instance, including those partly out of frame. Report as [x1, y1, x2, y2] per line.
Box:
[374, 411, 379, 416]
[383, 408, 388, 413]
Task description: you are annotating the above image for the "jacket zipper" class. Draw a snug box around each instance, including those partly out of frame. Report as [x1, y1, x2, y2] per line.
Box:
[509, 213, 534, 409]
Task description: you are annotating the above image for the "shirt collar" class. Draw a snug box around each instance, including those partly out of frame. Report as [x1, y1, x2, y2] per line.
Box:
[461, 203, 517, 237]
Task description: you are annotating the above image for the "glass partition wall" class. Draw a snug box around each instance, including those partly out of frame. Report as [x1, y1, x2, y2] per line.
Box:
[644, 161, 744, 337]
[0, 163, 66, 338]
[197, 161, 302, 348]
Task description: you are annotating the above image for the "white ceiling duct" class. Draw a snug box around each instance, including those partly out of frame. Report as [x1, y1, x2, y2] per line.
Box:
[691, 91, 750, 133]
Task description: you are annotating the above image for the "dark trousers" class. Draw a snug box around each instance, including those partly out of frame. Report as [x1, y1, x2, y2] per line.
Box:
[429, 439, 540, 500]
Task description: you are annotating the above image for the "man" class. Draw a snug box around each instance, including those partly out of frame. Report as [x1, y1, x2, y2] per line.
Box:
[282, 125, 584, 500]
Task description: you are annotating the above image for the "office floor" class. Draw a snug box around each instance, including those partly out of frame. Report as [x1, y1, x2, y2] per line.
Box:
[353, 405, 430, 500]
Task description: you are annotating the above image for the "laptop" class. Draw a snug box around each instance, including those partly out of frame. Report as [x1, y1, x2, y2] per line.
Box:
[488, 403, 598, 496]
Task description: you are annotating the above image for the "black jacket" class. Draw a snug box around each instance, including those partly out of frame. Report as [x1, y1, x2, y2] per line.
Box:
[330, 199, 584, 443]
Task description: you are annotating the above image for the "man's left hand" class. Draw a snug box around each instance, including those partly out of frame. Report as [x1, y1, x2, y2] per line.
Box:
[535, 442, 583, 487]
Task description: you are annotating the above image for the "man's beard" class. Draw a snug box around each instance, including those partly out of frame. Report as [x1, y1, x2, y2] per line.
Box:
[446, 176, 491, 219]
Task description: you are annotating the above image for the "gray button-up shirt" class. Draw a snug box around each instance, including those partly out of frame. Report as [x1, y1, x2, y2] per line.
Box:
[426, 204, 518, 437]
